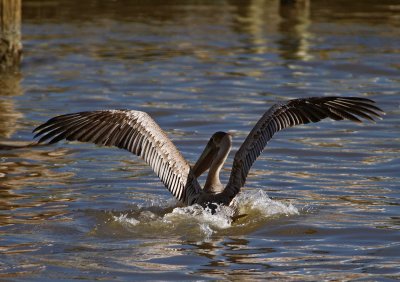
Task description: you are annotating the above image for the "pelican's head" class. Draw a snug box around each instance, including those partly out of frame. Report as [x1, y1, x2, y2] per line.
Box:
[210, 131, 232, 147]
[192, 131, 232, 178]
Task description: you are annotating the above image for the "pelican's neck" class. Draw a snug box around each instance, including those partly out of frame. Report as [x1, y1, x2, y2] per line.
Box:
[204, 135, 232, 194]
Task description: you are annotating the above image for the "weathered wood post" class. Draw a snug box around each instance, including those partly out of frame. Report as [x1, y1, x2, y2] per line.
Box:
[0, 0, 22, 72]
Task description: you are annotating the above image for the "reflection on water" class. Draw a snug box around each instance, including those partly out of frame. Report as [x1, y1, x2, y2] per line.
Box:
[0, 75, 23, 138]
[279, 0, 312, 61]
[1, 0, 399, 280]
[0, 148, 74, 227]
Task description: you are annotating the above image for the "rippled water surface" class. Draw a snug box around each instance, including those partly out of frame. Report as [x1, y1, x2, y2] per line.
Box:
[1, 0, 399, 280]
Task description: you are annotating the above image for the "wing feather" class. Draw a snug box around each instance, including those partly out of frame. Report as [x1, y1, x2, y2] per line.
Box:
[222, 96, 383, 201]
[33, 110, 202, 204]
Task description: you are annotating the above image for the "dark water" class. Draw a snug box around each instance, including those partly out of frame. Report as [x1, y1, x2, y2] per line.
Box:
[1, 0, 399, 280]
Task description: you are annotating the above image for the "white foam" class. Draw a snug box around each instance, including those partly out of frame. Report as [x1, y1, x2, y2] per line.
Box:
[199, 223, 214, 238]
[165, 203, 234, 228]
[232, 189, 299, 216]
[110, 189, 299, 238]
[113, 213, 140, 226]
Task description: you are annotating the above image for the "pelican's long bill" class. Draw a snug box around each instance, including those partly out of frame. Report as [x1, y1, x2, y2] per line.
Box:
[192, 138, 217, 178]
[32, 96, 384, 208]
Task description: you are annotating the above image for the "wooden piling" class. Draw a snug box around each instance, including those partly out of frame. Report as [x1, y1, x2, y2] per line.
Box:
[0, 0, 22, 72]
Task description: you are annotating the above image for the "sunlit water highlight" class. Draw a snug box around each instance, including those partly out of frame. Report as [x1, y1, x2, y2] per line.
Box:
[1, 0, 399, 280]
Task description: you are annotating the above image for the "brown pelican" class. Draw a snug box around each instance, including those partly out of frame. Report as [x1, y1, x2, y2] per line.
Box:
[33, 97, 383, 209]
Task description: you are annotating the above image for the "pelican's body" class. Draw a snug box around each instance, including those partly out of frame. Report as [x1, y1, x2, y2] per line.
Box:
[33, 97, 383, 208]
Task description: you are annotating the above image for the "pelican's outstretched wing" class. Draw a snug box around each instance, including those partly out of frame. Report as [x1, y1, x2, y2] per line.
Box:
[33, 110, 202, 204]
[222, 97, 383, 201]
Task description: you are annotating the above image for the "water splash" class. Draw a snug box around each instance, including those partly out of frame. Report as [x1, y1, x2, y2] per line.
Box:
[113, 213, 140, 226]
[232, 189, 299, 217]
[163, 203, 235, 231]
[107, 189, 299, 239]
